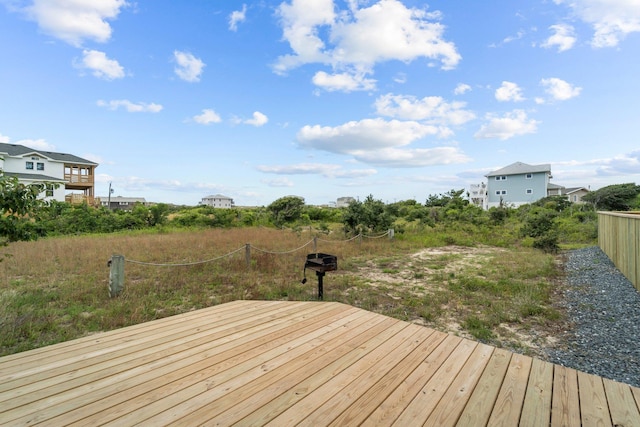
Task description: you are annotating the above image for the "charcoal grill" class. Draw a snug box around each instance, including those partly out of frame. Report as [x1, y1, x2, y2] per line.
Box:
[302, 253, 337, 300]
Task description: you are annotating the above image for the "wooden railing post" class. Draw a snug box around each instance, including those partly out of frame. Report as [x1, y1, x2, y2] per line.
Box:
[108, 255, 125, 297]
[245, 243, 251, 269]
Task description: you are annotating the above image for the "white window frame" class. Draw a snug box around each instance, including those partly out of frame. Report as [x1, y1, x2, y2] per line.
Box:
[525, 173, 533, 179]
[526, 189, 533, 194]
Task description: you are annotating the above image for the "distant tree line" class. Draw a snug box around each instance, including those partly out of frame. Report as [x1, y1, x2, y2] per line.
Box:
[2, 169, 639, 254]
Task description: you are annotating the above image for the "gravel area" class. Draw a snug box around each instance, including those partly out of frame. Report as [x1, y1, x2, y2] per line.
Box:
[546, 246, 640, 388]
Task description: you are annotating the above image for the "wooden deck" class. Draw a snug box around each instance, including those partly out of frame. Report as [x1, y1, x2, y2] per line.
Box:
[1, 300, 639, 426]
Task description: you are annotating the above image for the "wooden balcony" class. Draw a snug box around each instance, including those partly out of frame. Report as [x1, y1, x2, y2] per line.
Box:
[65, 193, 96, 205]
[1, 300, 638, 426]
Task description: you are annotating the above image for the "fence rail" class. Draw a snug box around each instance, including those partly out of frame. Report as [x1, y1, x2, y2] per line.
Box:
[598, 211, 640, 291]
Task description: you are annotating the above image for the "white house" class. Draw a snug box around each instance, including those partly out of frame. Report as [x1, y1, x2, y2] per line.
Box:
[485, 162, 552, 208]
[200, 194, 234, 208]
[336, 197, 356, 208]
[0, 143, 98, 203]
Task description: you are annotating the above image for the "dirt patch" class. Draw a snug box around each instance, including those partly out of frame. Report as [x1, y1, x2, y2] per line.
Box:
[344, 245, 563, 360]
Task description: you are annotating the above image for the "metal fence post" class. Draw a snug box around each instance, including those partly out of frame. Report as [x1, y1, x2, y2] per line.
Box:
[108, 254, 125, 297]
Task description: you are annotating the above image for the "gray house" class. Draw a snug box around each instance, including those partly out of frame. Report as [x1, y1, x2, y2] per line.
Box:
[485, 162, 552, 208]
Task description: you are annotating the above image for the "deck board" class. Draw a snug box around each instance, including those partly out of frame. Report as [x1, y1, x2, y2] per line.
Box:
[1, 300, 639, 426]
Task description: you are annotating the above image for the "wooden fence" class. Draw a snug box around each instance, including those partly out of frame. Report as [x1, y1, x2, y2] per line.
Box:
[598, 211, 640, 291]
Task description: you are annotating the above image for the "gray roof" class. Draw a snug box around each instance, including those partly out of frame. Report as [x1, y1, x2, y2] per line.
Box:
[4, 171, 66, 182]
[486, 161, 551, 177]
[0, 143, 97, 166]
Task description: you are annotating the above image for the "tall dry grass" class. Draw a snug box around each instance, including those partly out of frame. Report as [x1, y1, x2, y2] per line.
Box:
[0, 226, 562, 357]
[0, 228, 399, 355]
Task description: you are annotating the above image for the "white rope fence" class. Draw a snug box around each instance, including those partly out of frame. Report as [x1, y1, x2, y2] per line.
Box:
[108, 229, 393, 297]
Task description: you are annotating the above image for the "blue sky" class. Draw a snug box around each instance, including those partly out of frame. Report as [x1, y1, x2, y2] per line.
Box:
[1, 0, 639, 206]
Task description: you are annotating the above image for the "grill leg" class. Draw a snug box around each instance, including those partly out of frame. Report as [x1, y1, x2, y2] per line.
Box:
[316, 271, 325, 300]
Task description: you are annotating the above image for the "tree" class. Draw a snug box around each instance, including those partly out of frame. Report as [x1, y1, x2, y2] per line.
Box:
[0, 173, 52, 246]
[582, 183, 640, 211]
[267, 196, 305, 226]
[342, 194, 392, 234]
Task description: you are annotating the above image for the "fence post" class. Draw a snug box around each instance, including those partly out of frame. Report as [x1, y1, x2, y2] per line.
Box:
[245, 243, 251, 269]
[108, 254, 125, 297]
[313, 236, 317, 253]
[388, 228, 395, 240]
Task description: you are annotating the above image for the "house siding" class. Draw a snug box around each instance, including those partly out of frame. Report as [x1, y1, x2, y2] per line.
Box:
[485, 162, 551, 208]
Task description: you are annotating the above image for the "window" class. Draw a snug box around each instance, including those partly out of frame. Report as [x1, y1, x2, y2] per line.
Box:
[495, 190, 507, 195]
[26, 161, 34, 170]
[573, 195, 577, 202]
[37, 162, 44, 171]
[525, 173, 533, 179]
[526, 189, 533, 194]
[45, 184, 54, 197]
[495, 176, 507, 181]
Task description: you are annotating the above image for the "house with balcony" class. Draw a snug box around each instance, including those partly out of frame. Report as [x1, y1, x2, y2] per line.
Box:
[0, 142, 98, 204]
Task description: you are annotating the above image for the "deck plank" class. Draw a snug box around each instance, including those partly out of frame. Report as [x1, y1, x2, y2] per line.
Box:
[456, 348, 512, 427]
[360, 334, 463, 426]
[550, 365, 581, 427]
[519, 357, 554, 427]
[577, 371, 612, 427]
[486, 352, 533, 426]
[0, 300, 639, 427]
[391, 338, 478, 425]
[603, 377, 640, 426]
[422, 342, 495, 426]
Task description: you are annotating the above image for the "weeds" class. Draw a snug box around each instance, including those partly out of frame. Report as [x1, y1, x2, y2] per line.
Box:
[1, 227, 564, 357]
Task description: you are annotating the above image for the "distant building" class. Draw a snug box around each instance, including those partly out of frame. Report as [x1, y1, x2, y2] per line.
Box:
[479, 161, 589, 209]
[200, 194, 234, 208]
[336, 197, 356, 208]
[485, 162, 552, 208]
[468, 183, 487, 209]
[0, 142, 98, 204]
[99, 196, 147, 211]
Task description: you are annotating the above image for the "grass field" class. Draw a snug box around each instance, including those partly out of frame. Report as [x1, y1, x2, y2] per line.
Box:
[0, 226, 565, 358]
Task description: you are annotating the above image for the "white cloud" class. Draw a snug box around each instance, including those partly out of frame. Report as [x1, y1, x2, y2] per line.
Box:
[0, 133, 10, 143]
[244, 111, 269, 127]
[454, 83, 471, 95]
[24, 0, 128, 46]
[97, 99, 163, 113]
[374, 93, 475, 126]
[295, 117, 470, 167]
[192, 109, 222, 125]
[495, 81, 525, 102]
[555, 0, 640, 47]
[541, 23, 577, 52]
[274, 0, 460, 91]
[352, 146, 470, 167]
[312, 71, 376, 92]
[540, 77, 582, 101]
[173, 51, 205, 82]
[77, 49, 124, 80]
[297, 118, 439, 153]
[261, 177, 294, 187]
[474, 110, 539, 140]
[257, 163, 377, 178]
[229, 4, 247, 31]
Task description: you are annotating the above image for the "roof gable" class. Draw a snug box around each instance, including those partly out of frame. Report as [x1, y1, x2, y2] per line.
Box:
[0, 143, 98, 166]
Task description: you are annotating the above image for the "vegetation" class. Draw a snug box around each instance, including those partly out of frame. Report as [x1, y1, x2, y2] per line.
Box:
[0, 183, 626, 358]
